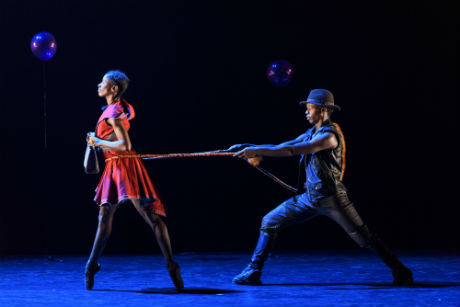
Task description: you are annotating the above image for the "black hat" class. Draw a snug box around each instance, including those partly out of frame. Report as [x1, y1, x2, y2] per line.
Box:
[299, 89, 341, 111]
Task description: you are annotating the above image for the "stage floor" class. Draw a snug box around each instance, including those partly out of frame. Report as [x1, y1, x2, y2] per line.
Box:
[1, 250, 458, 307]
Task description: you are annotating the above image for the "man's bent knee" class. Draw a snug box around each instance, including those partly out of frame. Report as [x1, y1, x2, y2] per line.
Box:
[260, 215, 281, 233]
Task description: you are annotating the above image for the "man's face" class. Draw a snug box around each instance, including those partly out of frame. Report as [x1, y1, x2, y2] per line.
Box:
[305, 103, 323, 124]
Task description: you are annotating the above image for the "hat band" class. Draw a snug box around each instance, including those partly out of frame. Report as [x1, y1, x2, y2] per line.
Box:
[303, 99, 341, 110]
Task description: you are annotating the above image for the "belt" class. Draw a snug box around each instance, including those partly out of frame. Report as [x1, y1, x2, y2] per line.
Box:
[105, 154, 140, 162]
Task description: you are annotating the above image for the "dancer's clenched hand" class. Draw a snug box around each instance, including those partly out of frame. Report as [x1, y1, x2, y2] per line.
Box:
[226, 143, 254, 152]
[86, 132, 102, 147]
[234, 146, 260, 158]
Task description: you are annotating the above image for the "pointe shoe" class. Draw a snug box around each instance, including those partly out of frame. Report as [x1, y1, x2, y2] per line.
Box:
[85, 262, 101, 290]
[167, 261, 184, 291]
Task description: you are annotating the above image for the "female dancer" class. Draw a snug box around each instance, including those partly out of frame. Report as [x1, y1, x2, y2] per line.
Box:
[85, 70, 183, 291]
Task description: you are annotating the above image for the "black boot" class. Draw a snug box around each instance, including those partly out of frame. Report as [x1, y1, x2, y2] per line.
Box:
[233, 231, 275, 285]
[369, 235, 413, 286]
[391, 264, 414, 286]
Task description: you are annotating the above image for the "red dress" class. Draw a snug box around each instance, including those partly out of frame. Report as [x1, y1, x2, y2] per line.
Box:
[93, 99, 166, 216]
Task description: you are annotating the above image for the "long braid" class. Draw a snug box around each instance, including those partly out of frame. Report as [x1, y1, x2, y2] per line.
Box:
[332, 122, 346, 181]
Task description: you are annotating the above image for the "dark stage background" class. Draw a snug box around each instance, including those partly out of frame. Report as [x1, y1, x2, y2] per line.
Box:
[0, 0, 458, 255]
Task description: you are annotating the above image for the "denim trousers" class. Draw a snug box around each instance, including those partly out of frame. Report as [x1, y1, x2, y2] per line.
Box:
[260, 192, 371, 247]
[249, 192, 403, 271]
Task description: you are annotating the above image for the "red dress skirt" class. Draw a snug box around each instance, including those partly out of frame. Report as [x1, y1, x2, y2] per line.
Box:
[93, 99, 166, 216]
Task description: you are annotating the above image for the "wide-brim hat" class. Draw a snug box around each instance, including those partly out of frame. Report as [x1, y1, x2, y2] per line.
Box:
[299, 89, 341, 111]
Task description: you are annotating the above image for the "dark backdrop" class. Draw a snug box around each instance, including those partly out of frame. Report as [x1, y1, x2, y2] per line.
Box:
[0, 0, 458, 254]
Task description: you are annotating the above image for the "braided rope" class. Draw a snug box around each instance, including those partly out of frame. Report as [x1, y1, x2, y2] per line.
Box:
[332, 122, 346, 181]
[105, 151, 234, 162]
[248, 164, 298, 193]
[104, 150, 297, 193]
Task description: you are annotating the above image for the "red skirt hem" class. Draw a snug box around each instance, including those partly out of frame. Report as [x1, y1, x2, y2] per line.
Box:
[94, 150, 166, 216]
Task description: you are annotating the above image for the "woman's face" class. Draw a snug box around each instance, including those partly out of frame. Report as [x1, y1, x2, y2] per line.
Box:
[97, 75, 117, 98]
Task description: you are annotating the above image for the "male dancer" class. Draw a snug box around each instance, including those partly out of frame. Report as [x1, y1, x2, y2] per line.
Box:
[231, 89, 413, 286]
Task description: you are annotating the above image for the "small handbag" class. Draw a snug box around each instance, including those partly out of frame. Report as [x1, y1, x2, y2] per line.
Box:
[83, 143, 100, 174]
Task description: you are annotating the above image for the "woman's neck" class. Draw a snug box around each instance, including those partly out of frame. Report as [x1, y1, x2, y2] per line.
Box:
[105, 95, 118, 105]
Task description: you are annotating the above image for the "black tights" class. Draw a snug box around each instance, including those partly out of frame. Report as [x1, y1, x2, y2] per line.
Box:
[86, 200, 175, 268]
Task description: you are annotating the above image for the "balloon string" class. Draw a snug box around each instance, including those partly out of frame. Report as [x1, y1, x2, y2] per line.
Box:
[42, 62, 47, 150]
[104, 150, 297, 193]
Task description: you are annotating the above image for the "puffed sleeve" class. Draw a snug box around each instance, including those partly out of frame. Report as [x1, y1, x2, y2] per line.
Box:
[97, 99, 135, 124]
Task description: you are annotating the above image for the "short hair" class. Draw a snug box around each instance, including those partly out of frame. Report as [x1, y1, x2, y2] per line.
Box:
[326, 106, 335, 117]
[310, 103, 335, 117]
[104, 70, 130, 101]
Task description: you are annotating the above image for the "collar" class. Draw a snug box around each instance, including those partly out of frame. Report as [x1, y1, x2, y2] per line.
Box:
[101, 99, 123, 111]
[309, 119, 333, 135]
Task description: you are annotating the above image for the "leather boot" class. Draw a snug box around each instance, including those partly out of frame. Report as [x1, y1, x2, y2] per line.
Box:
[369, 235, 413, 285]
[233, 231, 275, 285]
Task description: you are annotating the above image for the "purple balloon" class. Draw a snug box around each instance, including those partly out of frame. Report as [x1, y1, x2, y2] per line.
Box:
[30, 32, 57, 61]
[266, 59, 293, 88]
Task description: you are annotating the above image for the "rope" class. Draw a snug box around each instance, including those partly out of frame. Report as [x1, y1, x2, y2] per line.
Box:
[332, 122, 346, 181]
[104, 150, 297, 193]
[248, 164, 298, 193]
[105, 151, 234, 162]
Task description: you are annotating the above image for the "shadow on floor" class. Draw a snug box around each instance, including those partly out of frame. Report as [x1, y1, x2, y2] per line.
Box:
[95, 288, 243, 295]
[260, 282, 460, 288]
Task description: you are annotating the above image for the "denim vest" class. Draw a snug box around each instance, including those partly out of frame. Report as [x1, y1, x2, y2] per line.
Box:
[298, 120, 347, 202]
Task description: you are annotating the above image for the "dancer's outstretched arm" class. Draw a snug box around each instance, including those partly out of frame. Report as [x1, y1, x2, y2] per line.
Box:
[227, 132, 307, 152]
[236, 132, 337, 158]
